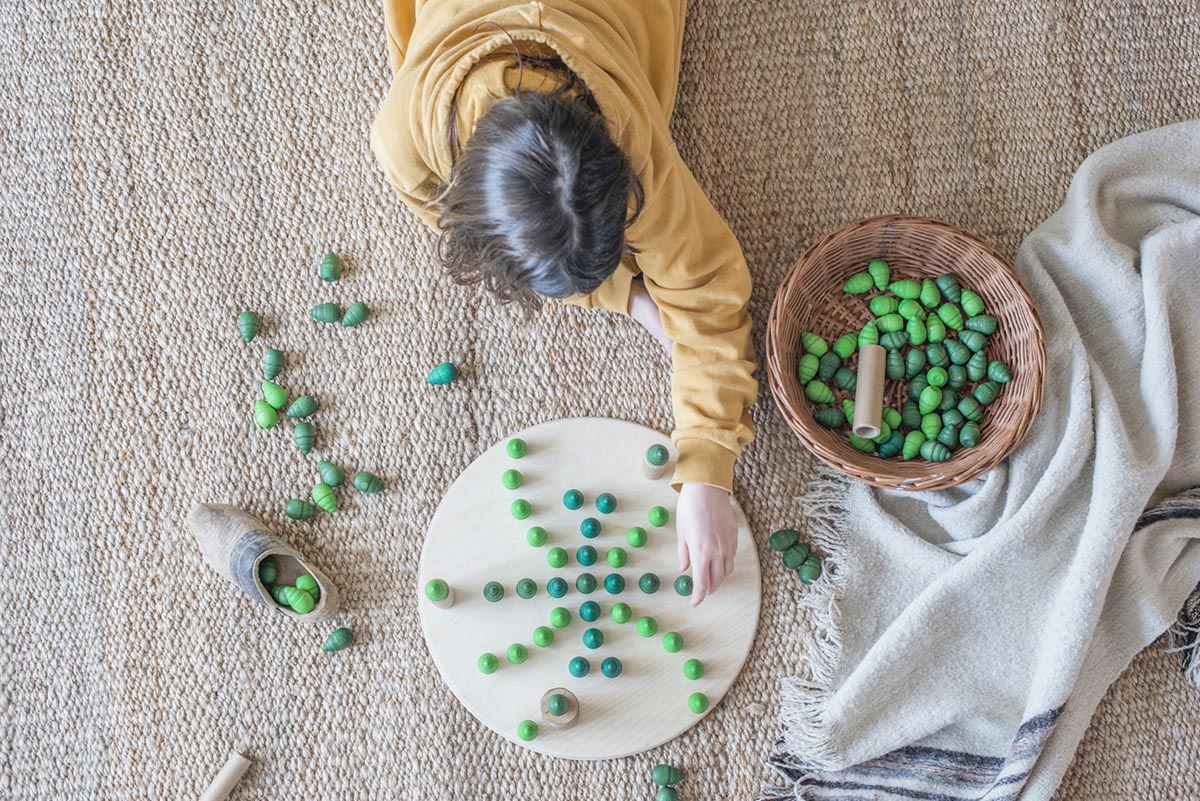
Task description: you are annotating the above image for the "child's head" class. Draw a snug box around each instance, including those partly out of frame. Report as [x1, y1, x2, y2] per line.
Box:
[436, 91, 643, 311]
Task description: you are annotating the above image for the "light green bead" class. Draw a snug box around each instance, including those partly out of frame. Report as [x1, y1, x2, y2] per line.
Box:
[506, 643, 528, 664]
[662, 632, 683, 653]
[870, 295, 899, 316]
[859, 320, 879, 347]
[533, 626, 555, 647]
[906, 316, 927, 346]
[919, 385, 943, 415]
[636, 616, 658, 637]
[920, 278, 941, 308]
[889, 279, 921, 299]
[926, 314, 947, 343]
[796, 353, 819, 384]
[897, 298, 926, 320]
[546, 547, 568, 568]
[516, 720, 538, 741]
[295, 574, 317, 593]
[293, 422, 316, 454]
[477, 653, 499, 674]
[937, 303, 964, 331]
[549, 607, 571, 628]
[927, 366, 948, 387]
[876, 313, 905, 333]
[901, 430, 925, 460]
[687, 692, 709, 714]
[284, 586, 315, 614]
[311, 483, 336, 513]
[611, 602, 632, 623]
[424, 579, 449, 602]
[800, 331, 828, 356]
[648, 506, 669, 527]
[683, 658, 704, 680]
[626, 526, 647, 548]
[805, 380, 835, 404]
[921, 413, 943, 441]
[842, 271, 874, 294]
[262, 380, 288, 410]
[960, 289, 985, 317]
[510, 499, 531, 520]
[501, 469, 523, 490]
[606, 547, 628, 568]
[832, 332, 859, 358]
[253, 400, 278, 430]
[526, 526, 548, 547]
[867, 259, 891, 290]
[341, 301, 370, 327]
[506, 438, 527, 458]
[309, 303, 340, 323]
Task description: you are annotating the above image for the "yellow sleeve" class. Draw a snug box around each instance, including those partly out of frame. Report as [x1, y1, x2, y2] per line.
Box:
[562, 260, 639, 315]
[634, 153, 757, 492]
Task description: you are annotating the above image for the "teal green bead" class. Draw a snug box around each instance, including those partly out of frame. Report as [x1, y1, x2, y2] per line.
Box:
[284, 586, 315, 614]
[876, 313, 905, 333]
[926, 342, 949, 368]
[549, 607, 571, 628]
[353, 470, 384, 493]
[919, 385, 943, 415]
[805, 380, 835, 404]
[878, 428, 905, 459]
[262, 348, 284, 379]
[601, 656, 623, 678]
[341, 301, 370, 327]
[683, 658, 704, 680]
[604, 573, 625, 594]
[610, 602, 632, 623]
[580, 600, 600, 622]
[937, 302, 964, 331]
[869, 295, 899, 316]
[920, 440, 953, 461]
[885, 348, 904, 380]
[960, 289, 985, 317]
[563, 489, 584, 509]
[889, 279, 922, 299]
[576, 545, 597, 566]
[958, 395, 985, 422]
[636, 616, 658, 637]
[237, 310, 261, 342]
[920, 278, 941, 308]
[510, 499, 532, 520]
[501, 469, 523, 490]
[813, 407, 846, 428]
[258, 556, 278, 585]
[901, 401, 923, 430]
[253, 400, 278, 430]
[966, 314, 997, 335]
[798, 553, 823, 584]
[426, 361, 459, 385]
[842, 271, 874, 294]
[309, 303, 340, 324]
[674, 575, 693, 596]
[262, 380, 288, 410]
[879, 330, 909, 350]
[318, 251, 341, 282]
[317, 460, 344, 487]
[941, 409, 965, 428]
[832, 332, 859, 358]
[959, 329, 987, 352]
[966, 351, 988, 381]
[648, 506, 669, 527]
[768, 528, 799, 551]
[867, 259, 891, 290]
[506, 643, 528, 664]
[646, 444, 669, 466]
[575, 573, 597, 594]
[516, 720, 538, 741]
[286, 394, 317, 419]
[801, 331, 829, 356]
[626, 526, 648, 548]
[582, 627, 604, 649]
[974, 381, 1000, 405]
[656, 788, 678, 801]
[936, 273, 962, 302]
[293, 422, 316, 454]
[926, 366, 948, 387]
[907, 315, 928, 348]
[546, 692, 568, 714]
[527, 526, 548, 548]
[285, 499, 318, 520]
[639, 573, 661, 594]
[547, 547, 568, 568]
[901, 430, 925, 460]
[960, 421, 982, 447]
[506, 438, 527, 458]
[652, 765, 687, 786]
[595, 492, 617, 514]
[605, 547, 627, 568]
[858, 319, 879, 347]
[580, 517, 601, 538]
[938, 388, 958, 412]
[905, 348, 927, 379]
[322, 627, 353, 653]
[568, 656, 590, 677]
[833, 366, 857, 391]
[796, 353, 819, 384]
[946, 364, 967, 391]
[782, 542, 811, 569]
[516, 578, 537, 599]
[477, 653, 499, 674]
[817, 351, 841, 381]
[483, 581, 505, 602]
[662, 632, 683, 653]
[988, 360, 1012, 383]
[945, 339, 971, 365]
[926, 314, 947, 343]
[937, 424, 960, 448]
[547, 577, 568, 598]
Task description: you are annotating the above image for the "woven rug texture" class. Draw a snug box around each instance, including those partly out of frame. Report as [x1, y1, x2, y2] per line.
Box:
[2, 1, 1198, 799]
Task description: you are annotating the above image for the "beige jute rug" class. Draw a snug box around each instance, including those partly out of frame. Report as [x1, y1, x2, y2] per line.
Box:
[2, 1, 1198, 799]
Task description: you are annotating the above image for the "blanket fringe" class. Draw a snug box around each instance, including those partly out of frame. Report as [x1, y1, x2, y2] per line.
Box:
[1166, 581, 1200, 691]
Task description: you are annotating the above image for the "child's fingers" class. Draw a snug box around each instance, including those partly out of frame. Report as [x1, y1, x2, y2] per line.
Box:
[723, 555, 736, 579]
[677, 534, 690, 573]
[691, 560, 710, 606]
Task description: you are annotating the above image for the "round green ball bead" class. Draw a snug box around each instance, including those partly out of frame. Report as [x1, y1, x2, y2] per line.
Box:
[506, 438, 527, 459]
[549, 607, 571, 628]
[662, 632, 683, 653]
[510, 499, 531, 520]
[683, 658, 704, 680]
[604, 573, 625, 594]
[639, 573, 661, 594]
[526, 526, 548, 547]
[515, 578, 537, 599]
[547, 577, 568, 598]
[563, 489, 584, 510]
[648, 506, 669, 527]
[610, 602, 632, 624]
[687, 692, 709, 714]
[424, 578, 448, 602]
[546, 693, 569, 716]
[582, 627, 604, 649]
[532, 626, 554, 647]
[606, 547, 628, 568]
[546, 547, 568, 568]
[595, 492, 617, 514]
[477, 653, 499, 674]
[568, 656, 590, 677]
[580, 517, 601, 538]
[579, 600, 600, 622]
[601, 656, 623, 678]
[506, 643, 528, 664]
[501, 469, 523, 490]
[575, 573, 597, 594]
[483, 581, 505, 602]
[516, 719, 538, 741]
[626, 526, 648, 548]
[637, 616, 658, 638]
[674, 575, 693, 596]
[576, 545, 597, 566]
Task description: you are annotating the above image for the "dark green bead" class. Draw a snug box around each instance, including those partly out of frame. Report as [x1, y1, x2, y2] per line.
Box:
[959, 329, 987, 352]
[945, 339, 971, 365]
[901, 401, 923, 430]
[974, 381, 1000, 405]
[547, 577, 568, 598]
[817, 351, 840, 381]
[880, 331, 909, 350]
[909, 374, 929, 401]
[483, 581, 505, 602]
[309, 303, 341, 323]
[639, 573, 660, 594]
[988, 359, 1012, 383]
[966, 314, 997, 335]
[516, 578, 537, 599]
[958, 395, 985, 422]
[604, 573, 625, 594]
[768, 528, 799, 551]
[938, 389, 958, 412]
[258, 557, 277, 585]
[652, 765, 687, 786]
[582, 627, 604, 649]
[966, 351, 988, 381]
[601, 656, 623, 678]
[262, 348, 284, 379]
[920, 440, 952, 461]
[580, 600, 600, 622]
[937, 424, 960, 448]
[813, 407, 846, 428]
[885, 348, 905, 380]
[905, 348, 927, 379]
[926, 342, 949, 368]
[576, 573, 597, 594]
[322, 627, 353, 653]
[946, 364, 967, 391]
[960, 421, 982, 447]
[426, 361, 459, 385]
[833, 366, 857, 391]
[237, 310, 261, 342]
[353, 470, 384, 494]
[318, 251, 341, 282]
[568, 657, 590, 677]
[595, 492, 617, 514]
[341, 301, 370, 327]
[798, 553, 823, 584]
[941, 409, 965, 428]
[782, 542, 811, 569]
[674, 575, 693, 596]
[576, 545, 597, 566]
[546, 694, 569, 716]
[936, 273, 962, 302]
[878, 428, 905, 459]
[563, 489, 584, 509]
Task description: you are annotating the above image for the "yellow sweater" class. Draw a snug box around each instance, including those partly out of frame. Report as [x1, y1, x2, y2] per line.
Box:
[370, 0, 757, 491]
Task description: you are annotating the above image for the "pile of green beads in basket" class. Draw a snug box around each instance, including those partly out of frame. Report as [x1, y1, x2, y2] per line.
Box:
[797, 259, 1014, 462]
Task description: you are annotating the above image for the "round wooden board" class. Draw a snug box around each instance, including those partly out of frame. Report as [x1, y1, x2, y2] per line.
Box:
[417, 418, 762, 760]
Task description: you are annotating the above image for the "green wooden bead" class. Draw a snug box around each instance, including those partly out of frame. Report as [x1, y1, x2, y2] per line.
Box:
[286, 394, 317, 419]
[318, 251, 341, 282]
[580, 517, 601, 538]
[546, 693, 568, 715]
[988, 360, 1012, 383]
[796, 353, 819, 384]
[426, 361, 459, 385]
[782, 542, 811, 569]
[308, 482, 334, 513]
[662, 632, 683, 653]
[937, 303, 964, 331]
[966, 314, 997, 335]
[295, 574, 318, 593]
[919, 385, 943, 415]
[507, 643, 528, 664]
[293, 422, 316, 454]
[943, 339, 970, 366]
[601, 656, 623, 678]
[905, 349, 927, 380]
[237, 310, 261, 342]
[258, 556, 278, 586]
[920, 278, 941, 308]
[322, 627, 353, 653]
[656, 788, 679, 801]
[533, 626, 555, 647]
[880, 331, 909, 351]
[309, 303, 340, 323]
[878, 428, 905, 459]
[848, 433, 876, 453]
[936, 273, 962, 302]
[901, 401, 923, 430]
[798, 553, 823, 584]
[425, 578, 449, 602]
[817, 351, 841, 381]
[937, 424, 960, 448]
[870, 295, 900, 316]
[341, 301, 370, 327]
[483, 581, 505, 602]
[805, 380, 835, 404]
[959, 329, 987, 352]
[958, 395, 985, 421]
[270, 584, 290, 605]
[253, 400, 278, 430]
[547, 577, 568, 598]
[813, 407, 845, 429]
[906, 316, 928, 347]
[563, 489, 584, 509]
[868, 259, 891, 290]
[769, 528, 799, 551]
[547, 547, 568, 568]
[921, 413, 943, 441]
[843, 271, 874, 294]
[596, 492, 617, 514]
[604, 573, 625, 594]
[510, 499, 532, 520]
[901, 430, 925, 460]
[908, 374, 929, 401]
[800, 331, 828, 356]
[549, 607, 571, 628]
[477, 653, 499, 674]
[576, 545, 597, 566]
[257, 380, 285, 410]
[286, 499, 318, 519]
[576, 573, 597, 594]
[832, 333, 859, 359]
[974, 381, 1000, 405]
[843, 398, 856, 421]
[674, 575, 693, 596]
[516, 578, 537, 599]
[966, 351, 988, 381]
[652, 764, 687, 786]
[506, 438, 527, 458]
[516, 720, 538, 741]
[941, 409, 966, 428]
[889, 279, 921, 299]
[262, 348, 284, 380]
[833, 367, 857, 391]
[284, 586, 315, 614]
[683, 658, 704, 680]
[926, 342, 949, 368]
[877, 313, 905, 333]
[946, 364, 967, 390]
[960, 421, 982, 447]
[626, 526, 648, 548]
[920, 440, 952, 461]
[523, 525, 549, 547]
[960, 289, 985, 317]
[648, 506, 669, 527]
[646, 444, 669, 466]
[501, 469, 522, 490]
[639, 573, 661, 594]
[872, 420, 893, 444]
[637, 616, 658, 637]
[317, 461, 344, 487]
[926, 366, 948, 387]
[582, 627, 604, 649]
[897, 299, 926, 321]
[611, 602, 632, 623]
[938, 388, 958, 412]
[568, 656, 590, 677]
[858, 320, 879, 347]
[926, 314, 947, 343]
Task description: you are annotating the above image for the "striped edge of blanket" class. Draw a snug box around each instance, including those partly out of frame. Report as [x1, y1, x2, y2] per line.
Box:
[1142, 487, 1200, 690]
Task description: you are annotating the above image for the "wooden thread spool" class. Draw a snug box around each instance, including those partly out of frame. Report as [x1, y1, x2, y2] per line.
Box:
[853, 344, 886, 439]
[540, 688, 580, 729]
[641, 445, 671, 480]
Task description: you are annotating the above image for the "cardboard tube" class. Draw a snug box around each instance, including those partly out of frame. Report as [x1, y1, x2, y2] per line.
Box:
[200, 750, 253, 801]
[853, 345, 886, 440]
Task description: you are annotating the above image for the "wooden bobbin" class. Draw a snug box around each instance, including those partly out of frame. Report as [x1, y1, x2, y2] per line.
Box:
[641, 446, 671, 480]
[539, 688, 580, 729]
[431, 587, 455, 609]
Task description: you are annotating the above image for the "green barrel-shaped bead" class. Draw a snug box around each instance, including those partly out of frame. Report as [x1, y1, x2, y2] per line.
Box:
[258, 556, 278, 585]
[506, 643, 528, 664]
[908, 374, 929, 401]
[921, 413, 942, 441]
[626, 526, 647, 548]
[926, 314, 947, 343]
[546, 547, 568, 568]
[813, 407, 845, 428]
[662, 631, 684, 653]
[426, 361, 459, 385]
[604, 573, 625, 594]
[817, 351, 840, 381]
[879, 331, 908, 351]
[988, 360, 1012, 383]
[477, 653, 499, 674]
[882, 407, 901, 430]
[946, 364, 967, 390]
[842, 271, 874, 294]
[960, 289, 985, 316]
[687, 692, 709, 713]
[848, 433, 875, 453]
[682, 658, 704, 680]
[286, 499, 318, 520]
[507, 437, 528, 458]
[322, 627, 353, 652]
[546, 577, 567, 597]
[901, 430, 925, 460]
[341, 301, 370, 327]
[516, 578, 537, 599]
[262, 348, 284, 379]
[937, 424, 959, 448]
[533, 626, 555, 647]
[833, 367, 857, 391]
[576, 545, 597, 566]
[919, 385, 943, 415]
[920, 440, 952, 462]
[319, 251, 341, 282]
[942, 409, 965, 428]
[311, 482, 336, 512]
[871, 420, 892, 444]
[286, 394, 318, 419]
[769, 528, 799, 551]
[876, 313, 905, 333]
[253, 400, 278, 430]
[501, 469, 523, 490]
[832, 332, 859, 359]
[646, 444, 669, 466]
[858, 320, 879, 347]
[926, 342, 949, 368]
[959, 421, 982, 447]
[800, 331, 828, 356]
[906, 316, 927, 347]
[601, 656, 623, 678]
[920, 278, 941, 308]
[657, 788, 679, 801]
[796, 353, 819, 384]
[652, 764, 687, 786]
[568, 656, 590, 677]
[898, 298, 925, 321]
[639, 573, 660, 594]
[309, 303, 341, 324]
[595, 492, 617, 514]
[546, 693, 568, 715]
[974, 381, 1000, 406]
[317, 460, 344, 487]
[483, 581, 505, 602]
[270, 585, 290, 605]
[945, 339, 971, 366]
[959, 329, 987, 352]
[295, 574, 317, 593]
[798, 553, 823, 584]
[353, 470, 384, 493]
[966, 351, 988, 381]
[782, 542, 811, 569]
[937, 303, 964, 331]
[674, 575, 693, 596]
[293, 422, 316, 454]
[958, 395, 985, 422]
[936, 273, 962, 302]
[648, 506, 669, 526]
[575, 573, 597, 594]
[582, 627, 604, 649]
[889, 279, 921, 299]
[966, 314, 997, 335]
[516, 720, 538, 741]
[938, 388, 958, 412]
[805, 381, 835, 404]
[870, 295, 899, 315]
[868, 258, 891, 290]
[610, 602, 632, 623]
[425, 578, 449, 602]
[237, 310, 261, 342]
[843, 398, 856, 421]
[878, 429, 905, 459]
[885, 348, 905, 380]
[637, 616, 658, 637]
[284, 586, 315, 614]
[901, 401, 923, 430]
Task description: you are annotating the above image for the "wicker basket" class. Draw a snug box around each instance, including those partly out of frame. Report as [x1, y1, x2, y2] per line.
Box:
[766, 215, 1047, 490]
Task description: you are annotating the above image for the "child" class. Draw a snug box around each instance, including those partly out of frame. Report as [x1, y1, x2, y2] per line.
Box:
[371, 0, 757, 604]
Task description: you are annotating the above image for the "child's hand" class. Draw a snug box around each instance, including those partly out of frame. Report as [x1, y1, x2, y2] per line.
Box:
[675, 483, 738, 606]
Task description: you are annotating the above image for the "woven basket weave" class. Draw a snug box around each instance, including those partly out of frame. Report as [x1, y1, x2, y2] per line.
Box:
[766, 215, 1047, 490]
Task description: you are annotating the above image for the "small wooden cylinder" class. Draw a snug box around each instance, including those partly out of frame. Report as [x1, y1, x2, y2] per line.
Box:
[853, 345, 886, 440]
[430, 586, 455, 609]
[540, 688, 580, 729]
[199, 750, 253, 801]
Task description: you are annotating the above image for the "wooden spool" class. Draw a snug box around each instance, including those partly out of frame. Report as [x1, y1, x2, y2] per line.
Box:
[766, 215, 1047, 490]
[540, 688, 580, 728]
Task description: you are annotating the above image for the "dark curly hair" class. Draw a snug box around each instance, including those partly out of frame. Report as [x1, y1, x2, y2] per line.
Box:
[433, 57, 643, 312]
